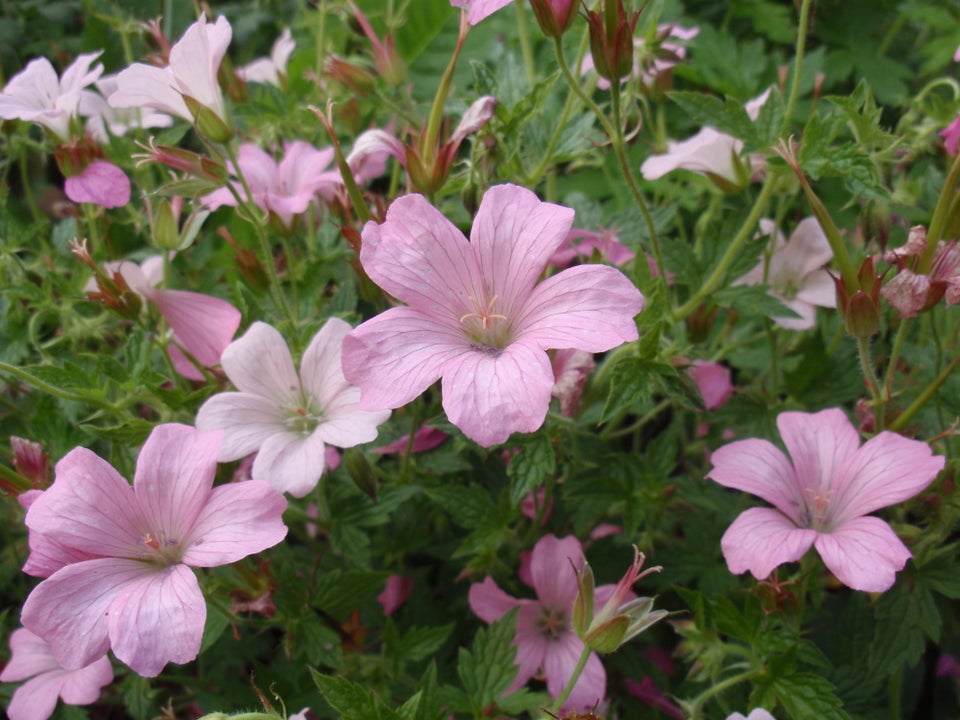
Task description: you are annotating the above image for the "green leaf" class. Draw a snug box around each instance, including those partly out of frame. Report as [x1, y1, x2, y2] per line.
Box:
[120, 674, 158, 720]
[600, 356, 662, 422]
[507, 434, 556, 506]
[199, 599, 231, 653]
[457, 609, 519, 708]
[713, 285, 802, 320]
[312, 569, 390, 618]
[390, 622, 455, 665]
[867, 579, 939, 678]
[769, 672, 851, 720]
[668, 91, 755, 142]
[79, 419, 153, 445]
[311, 670, 405, 720]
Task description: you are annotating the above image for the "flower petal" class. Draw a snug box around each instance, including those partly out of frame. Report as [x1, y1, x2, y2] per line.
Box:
[720, 507, 817, 580]
[181, 479, 287, 566]
[529, 534, 584, 610]
[195, 392, 287, 460]
[219, 321, 300, 402]
[814, 516, 912, 592]
[56, 652, 113, 705]
[640, 128, 742, 182]
[142, 288, 241, 369]
[777, 408, 860, 501]
[107, 563, 205, 677]
[1, 628, 61, 681]
[440, 341, 554, 446]
[300, 317, 352, 406]
[342, 306, 467, 410]
[470, 184, 575, 317]
[707, 438, 804, 522]
[543, 633, 605, 711]
[468, 576, 519, 623]
[829, 430, 945, 525]
[6, 671, 63, 720]
[64, 161, 131, 208]
[251, 430, 328, 497]
[516, 264, 643, 351]
[108, 63, 191, 119]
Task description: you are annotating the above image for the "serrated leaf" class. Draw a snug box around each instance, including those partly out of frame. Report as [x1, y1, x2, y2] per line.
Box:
[669, 91, 755, 142]
[867, 580, 939, 678]
[121, 674, 158, 720]
[713, 284, 802, 320]
[79, 419, 153, 444]
[457, 608, 518, 708]
[312, 569, 389, 618]
[507, 434, 555, 506]
[311, 670, 404, 720]
[770, 672, 851, 720]
[600, 356, 657, 422]
[199, 599, 231, 653]
[394, 623, 455, 664]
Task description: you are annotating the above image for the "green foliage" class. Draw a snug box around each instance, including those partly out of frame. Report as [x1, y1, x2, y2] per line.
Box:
[457, 609, 519, 711]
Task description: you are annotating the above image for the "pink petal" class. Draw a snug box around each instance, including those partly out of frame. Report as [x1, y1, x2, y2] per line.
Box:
[109, 63, 191, 120]
[814, 516, 912, 592]
[543, 632, 605, 711]
[64, 161, 131, 208]
[468, 576, 519, 623]
[794, 269, 837, 308]
[1, 628, 61, 680]
[470, 184, 575, 316]
[6, 672, 64, 720]
[168, 14, 231, 120]
[640, 128, 743, 183]
[440, 341, 554, 446]
[829, 430, 944, 525]
[511, 602, 549, 692]
[26, 447, 144, 559]
[359, 194, 484, 319]
[21, 558, 148, 670]
[300, 317, 353, 407]
[769, 295, 817, 331]
[346, 129, 406, 174]
[778, 217, 833, 278]
[343, 307, 468, 410]
[57, 652, 113, 704]
[707, 439, 804, 523]
[251, 430, 329, 497]
[720, 507, 817, 580]
[777, 408, 860, 502]
[516, 264, 643, 352]
[377, 575, 414, 616]
[318, 395, 390, 448]
[688, 361, 733, 410]
[882, 270, 931, 318]
[195, 392, 287, 460]
[219, 322, 300, 402]
[132, 424, 221, 547]
[143, 288, 241, 369]
[106, 563, 206, 676]
[450, 0, 513, 24]
[370, 426, 449, 455]
[449, 95, 498, 147]
[529, 534, 583, 610]
[181, 479, 287, 566]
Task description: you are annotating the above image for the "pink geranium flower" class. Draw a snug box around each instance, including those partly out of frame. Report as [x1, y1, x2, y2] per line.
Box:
[109, 14, 231, 128]
[377, 575, 414, 615]
[0, 628, 113, 720]
[202, 141, 342, 230]
[450, 0, 513, 24]
[20, 424, 287, 677]
[0, 52, 103, 139]
[734, 217, 836, 330]
[196, 320, 390, 497]
[688, 360, 733, 410]
[342, 184, 644, 446]
[236, 27, 295, 86]
[79, 74, 174, 142]
[708, 408, 944, 592]
[468, 534, 618, 711]
[64, 160, 131, 208]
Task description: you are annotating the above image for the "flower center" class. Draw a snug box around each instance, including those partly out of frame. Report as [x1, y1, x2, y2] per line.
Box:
[772, 272, 799, 300]
[136, 530, 182, 566]
[801, 486, 833, 531]
[459, 294, 512, 350]
[537, 607, 568, 639]
[284, 396, 324, 435]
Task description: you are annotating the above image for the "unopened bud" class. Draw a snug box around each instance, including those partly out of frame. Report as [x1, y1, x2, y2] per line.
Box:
[184, 96, 234, 144]
[152, 199, 180, 250]
[530, 0, 580, 38]
[11, 437, 50, 488]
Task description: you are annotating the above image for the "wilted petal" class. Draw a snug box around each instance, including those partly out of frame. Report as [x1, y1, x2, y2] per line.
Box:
[371, 426, 449, 454]
[882, 270, 931, 318]
[64, 161, 130, 208]
[721, 507, 816, 580]
[814, 516, 912, 592]
[641, 128, 742, 183]
[143, 287, 241, 369]
[449, 95, 497, 147]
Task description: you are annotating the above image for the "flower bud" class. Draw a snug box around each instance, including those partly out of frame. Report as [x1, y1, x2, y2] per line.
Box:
[323, 56, 377, 96]
[585, 0, 640, 83]
[836, 257, 882, 337]
[530, 0, 580, 38]
[183, 95, 235, 144]
[11, 437, 50, 488]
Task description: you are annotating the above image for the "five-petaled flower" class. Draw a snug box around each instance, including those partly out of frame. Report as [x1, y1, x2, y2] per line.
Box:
[341, 184, 644, 447]
[196, 320, 391, 497]
[708, 408, 944, 592]
[20, 424, 288, 677]
[468, 534, 620, 712]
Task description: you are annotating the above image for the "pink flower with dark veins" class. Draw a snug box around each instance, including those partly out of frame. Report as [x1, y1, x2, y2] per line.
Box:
[708, 408, 944, 592]
[0, 628, 113, 720]
[20, 424, 287, 677]
[468, 534, 620, 712]
[342, 184, 644, 446]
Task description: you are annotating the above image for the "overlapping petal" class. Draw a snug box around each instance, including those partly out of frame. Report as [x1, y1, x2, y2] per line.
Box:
[720, 507, 817, 579]
[707, 439, 803, 523]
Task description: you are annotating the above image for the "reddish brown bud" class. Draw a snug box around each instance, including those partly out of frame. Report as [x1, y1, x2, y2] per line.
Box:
[529, 0, 580, 38]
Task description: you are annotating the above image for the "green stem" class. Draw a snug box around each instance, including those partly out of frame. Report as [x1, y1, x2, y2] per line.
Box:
[781, 0, 813, 134]
[857, 336, 884, 432]
[515, 0, 536, 86]
[423, 12, 470, 168]
[889, 665, 903, 720]
[546, 644, 592, 716]
[882, 319, 908, 398]
[687, 668, 759, 718]
[675, 176, 776, 320]
[921, 149, 960, 272]
[552, 36, 662, 281]
[888, 353, 960, 432]
[0, 361, 119, 411]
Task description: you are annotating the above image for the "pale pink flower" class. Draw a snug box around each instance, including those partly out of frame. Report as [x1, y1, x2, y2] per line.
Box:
[83, 254, 241, 380]
[641, 90, 770, 186]
[202, 141, 342, 230]
[551, 348, 595, 416]
[450, 0, 513, 25]
[549, 228, 635, 268]
[0, 52, 103, 139]
[727, 711, 777, 720]
[236, 27, 295, 86]
[468, 534, 616, 711]
[64, 160, 131, 208]
[20, 424, 288, 676]
[378, 575, 414, 615]
[196, 320, 390, 497]
[78, 74, 174, 142]
[342, 184, 644, 446]
[708, 408, 944, 592]
[0, 628, 113, 720]
[734, 217, 836, 330]
[688, 360, 733, 410]
[371, 426, 449, 455]
[581, 24, 699, 91]
[109, 14, 231, 126]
